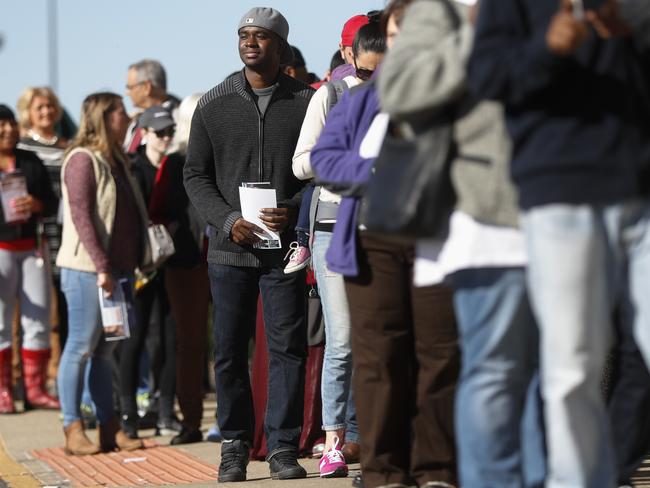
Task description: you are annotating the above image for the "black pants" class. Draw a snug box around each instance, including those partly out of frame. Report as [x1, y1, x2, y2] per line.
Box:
[208, 263, 307, 454]
[119, 273, 176, 418]
[608, 306, 650, 484]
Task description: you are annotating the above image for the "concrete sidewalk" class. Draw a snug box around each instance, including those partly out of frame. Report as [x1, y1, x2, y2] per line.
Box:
[0, 397, 358, 488]
[3, 398, 650, 487]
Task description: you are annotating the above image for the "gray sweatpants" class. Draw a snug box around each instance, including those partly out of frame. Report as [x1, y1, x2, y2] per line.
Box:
[0, 248, 51, 351]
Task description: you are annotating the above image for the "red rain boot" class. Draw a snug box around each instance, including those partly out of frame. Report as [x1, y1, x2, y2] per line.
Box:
[22, 349, 60, 410]
[0, 348, 16, 414]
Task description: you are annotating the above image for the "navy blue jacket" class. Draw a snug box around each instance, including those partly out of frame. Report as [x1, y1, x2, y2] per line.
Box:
[469, 0, 650, 210]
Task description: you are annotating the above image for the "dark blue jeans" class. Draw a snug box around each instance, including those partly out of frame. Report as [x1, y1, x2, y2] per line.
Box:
[296, 183, 315, 234]
[208, 263, 307, 454]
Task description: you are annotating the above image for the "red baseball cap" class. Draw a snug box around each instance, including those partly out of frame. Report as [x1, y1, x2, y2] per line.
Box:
[340, 14, 369, 47]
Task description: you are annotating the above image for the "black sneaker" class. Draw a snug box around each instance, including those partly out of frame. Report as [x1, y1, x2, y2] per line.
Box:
[267, 449, 307, 480]
[218, 440, 249, 482]
[170, 427, 203, 445]
[120, 413, 139, 439]
[352, 472, 364, 488]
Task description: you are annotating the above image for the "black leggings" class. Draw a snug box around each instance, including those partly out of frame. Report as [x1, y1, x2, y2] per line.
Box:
[119, 273, 176, 418]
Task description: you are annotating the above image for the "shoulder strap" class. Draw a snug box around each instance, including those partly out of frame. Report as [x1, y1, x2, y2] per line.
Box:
[325, 79, 350, 115]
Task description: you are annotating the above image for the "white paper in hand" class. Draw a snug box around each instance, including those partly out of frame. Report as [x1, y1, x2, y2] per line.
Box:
[239, 183, 281, 249]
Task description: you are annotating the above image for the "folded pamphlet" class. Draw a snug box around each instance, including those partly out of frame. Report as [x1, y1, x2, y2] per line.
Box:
[0, 171, 30, 223]
[239, 182, 281, 250]
[99, 278, 135, 341]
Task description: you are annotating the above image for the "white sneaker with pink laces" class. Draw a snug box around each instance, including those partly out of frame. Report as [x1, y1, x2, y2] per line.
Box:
[284, 242, 311, 274]
[319, 437, 348, 478]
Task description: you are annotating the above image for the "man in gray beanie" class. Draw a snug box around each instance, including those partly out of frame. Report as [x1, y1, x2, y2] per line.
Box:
[184, 6, 313, 483]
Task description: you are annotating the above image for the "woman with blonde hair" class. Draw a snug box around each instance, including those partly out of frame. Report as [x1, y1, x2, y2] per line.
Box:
[16, 87, 68, 154]
[16, 87, 71, 402]
[56, 92, 149, 455]
[175, 92, 203, 156]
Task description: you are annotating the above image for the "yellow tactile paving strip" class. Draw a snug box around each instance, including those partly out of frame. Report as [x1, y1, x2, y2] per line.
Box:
[0, 436, 40, 488]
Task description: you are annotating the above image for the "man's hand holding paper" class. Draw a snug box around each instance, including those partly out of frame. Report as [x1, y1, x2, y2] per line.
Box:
[259, 207, 291, 233]
[238, 184, 283, 249]
[231, 218, 265, 245]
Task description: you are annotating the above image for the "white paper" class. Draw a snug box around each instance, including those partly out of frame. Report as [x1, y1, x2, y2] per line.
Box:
[0, 173, 30, 223]
[239, 184, 281, 249]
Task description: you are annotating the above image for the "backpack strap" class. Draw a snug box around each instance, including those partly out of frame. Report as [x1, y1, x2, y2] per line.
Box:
[325, 79, 350, 115]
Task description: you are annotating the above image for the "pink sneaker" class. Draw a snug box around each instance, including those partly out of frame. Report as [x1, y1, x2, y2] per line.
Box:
[319, 437, 348, 478]
[284, 242, 311, 274]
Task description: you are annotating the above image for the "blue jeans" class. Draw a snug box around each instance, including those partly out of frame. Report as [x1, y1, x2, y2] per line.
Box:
[57, 269, 120, 427]
[522, 201, 650, 488]
[208, 263, 307, 454]
[450, 268, 545, 488]
[312, 230, 358, 443]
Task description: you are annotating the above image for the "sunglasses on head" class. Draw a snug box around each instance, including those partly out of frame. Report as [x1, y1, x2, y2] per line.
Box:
[153, 127, 175, 138]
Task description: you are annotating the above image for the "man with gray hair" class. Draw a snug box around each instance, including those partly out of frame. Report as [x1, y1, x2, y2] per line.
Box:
[124, 58, 180, 152]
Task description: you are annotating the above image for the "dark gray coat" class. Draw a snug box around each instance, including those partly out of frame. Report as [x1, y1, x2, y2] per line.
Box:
[184, 70, 313, 267]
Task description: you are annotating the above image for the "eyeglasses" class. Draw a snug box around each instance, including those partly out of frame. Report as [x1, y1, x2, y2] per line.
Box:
[125, 81, 145, 91]
[153, 127, 175, 139]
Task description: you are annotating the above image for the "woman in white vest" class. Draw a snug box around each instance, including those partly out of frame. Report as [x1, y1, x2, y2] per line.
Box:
[56, 92, 150, 455]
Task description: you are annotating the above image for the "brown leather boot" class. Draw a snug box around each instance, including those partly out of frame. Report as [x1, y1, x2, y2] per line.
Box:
[342, 442, 360, 464]
[99, 416, 143, 452]
[64, 420, 100, 455]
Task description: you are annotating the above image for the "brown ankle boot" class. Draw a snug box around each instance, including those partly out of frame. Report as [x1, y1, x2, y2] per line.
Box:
[99, 417, 143, 452]
[64, 420, 100, 455]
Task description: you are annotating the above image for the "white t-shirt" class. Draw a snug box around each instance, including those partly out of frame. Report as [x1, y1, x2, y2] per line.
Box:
[414, 211, 527, 287]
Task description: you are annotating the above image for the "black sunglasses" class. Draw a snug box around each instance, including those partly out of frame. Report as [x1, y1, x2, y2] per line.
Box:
[355, 65, 374, 82]
[153, 127, 175, 138]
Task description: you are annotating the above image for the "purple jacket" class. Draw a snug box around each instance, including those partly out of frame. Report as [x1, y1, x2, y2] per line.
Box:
[311, 83, 380, 277]
[330, 63, 356, 82]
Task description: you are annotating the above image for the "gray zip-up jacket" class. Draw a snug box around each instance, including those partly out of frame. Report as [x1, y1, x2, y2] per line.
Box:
[184, 69, 313, 267]
[378, 0, 518, 228]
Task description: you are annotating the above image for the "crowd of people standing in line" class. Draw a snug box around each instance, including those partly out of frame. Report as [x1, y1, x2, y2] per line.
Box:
[2, 0, 650, 487]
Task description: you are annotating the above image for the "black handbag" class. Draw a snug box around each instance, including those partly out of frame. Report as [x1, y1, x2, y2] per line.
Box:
[359, 118, 457, 239]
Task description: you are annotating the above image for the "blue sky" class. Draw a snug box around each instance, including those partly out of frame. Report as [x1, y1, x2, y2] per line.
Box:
[1, 1, 381, 121]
